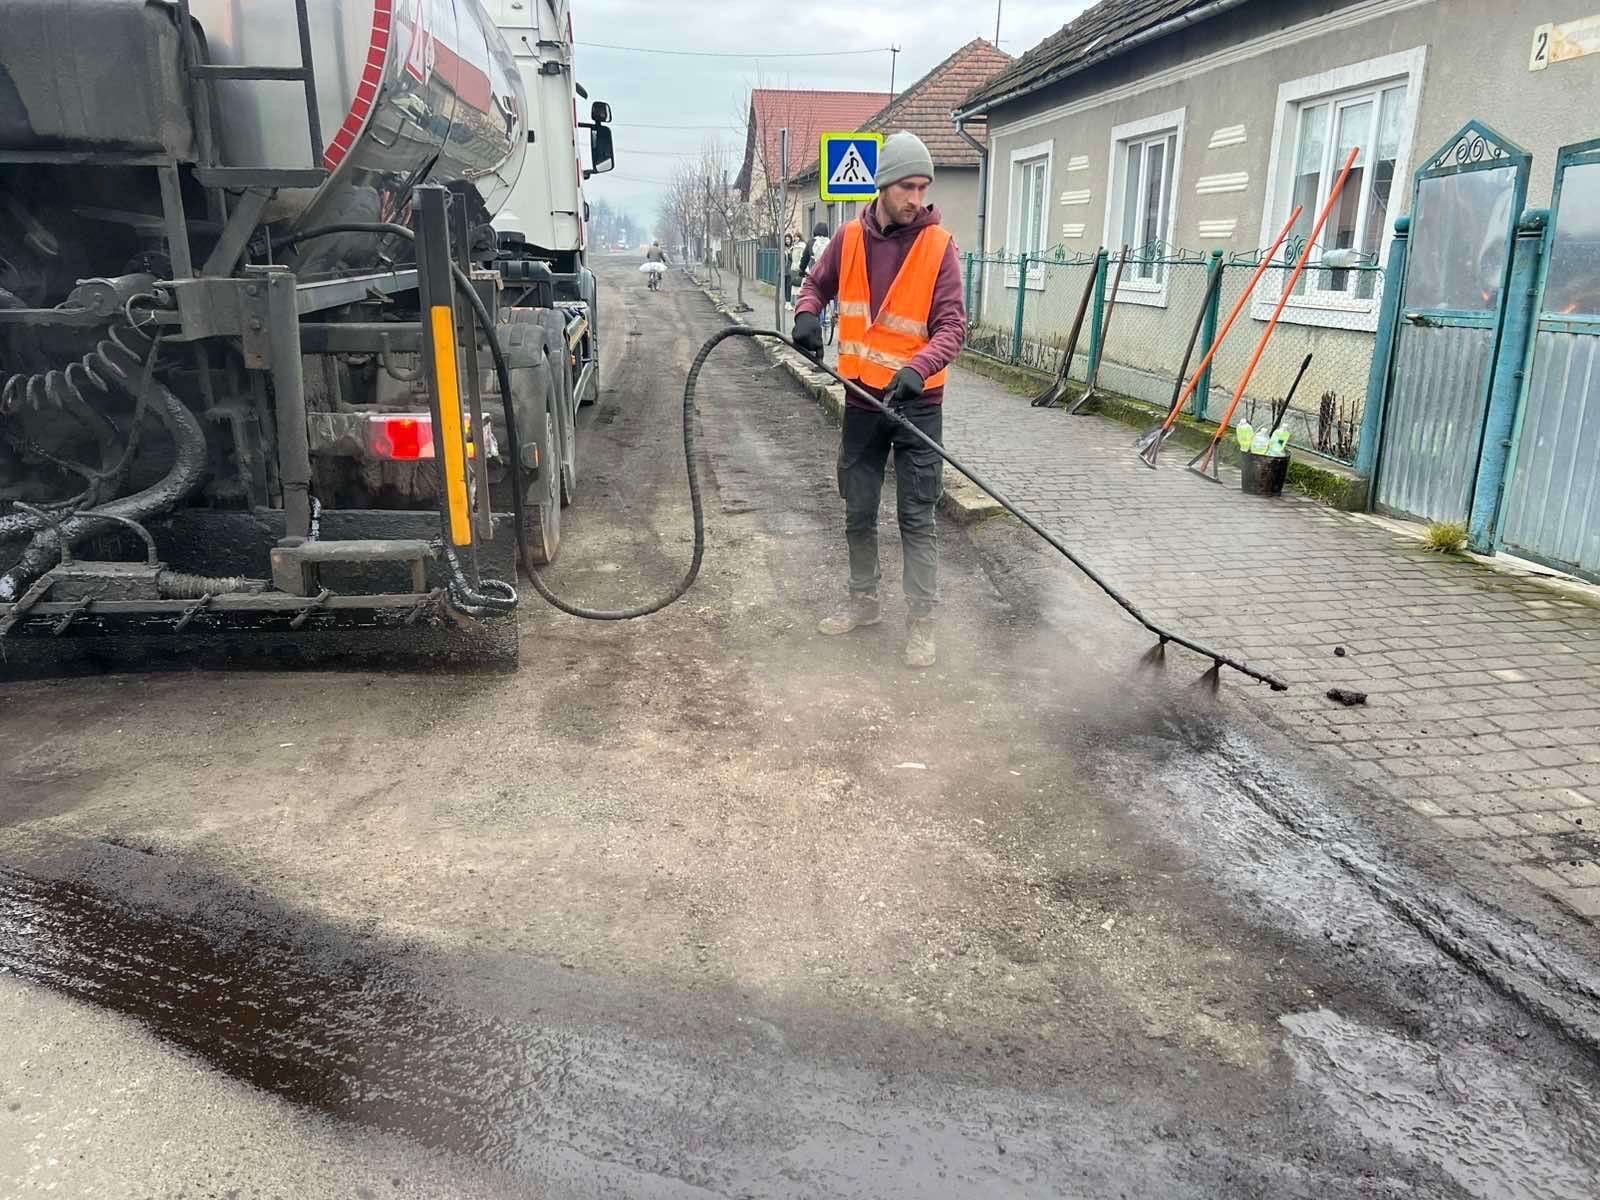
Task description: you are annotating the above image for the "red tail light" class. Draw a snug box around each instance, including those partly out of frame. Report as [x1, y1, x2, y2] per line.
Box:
[368, 414, 435, 460]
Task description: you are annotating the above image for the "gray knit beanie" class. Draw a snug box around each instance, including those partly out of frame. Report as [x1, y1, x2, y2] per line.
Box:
[875, 131, 935, 188]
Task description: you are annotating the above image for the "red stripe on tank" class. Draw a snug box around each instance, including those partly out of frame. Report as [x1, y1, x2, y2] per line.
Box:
[324, 0, 394, 172]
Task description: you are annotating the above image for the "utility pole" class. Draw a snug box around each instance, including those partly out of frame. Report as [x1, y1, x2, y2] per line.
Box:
[774, 127, 788, 333]
[994, 0, 1002, 45]
[703, 176, 712, 266]
[889, 45, 900, 95]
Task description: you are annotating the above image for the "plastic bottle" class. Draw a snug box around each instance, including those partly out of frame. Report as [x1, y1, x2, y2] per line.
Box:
[1234, 421, 1254, 452]
[1251, 428, 1272, 455]
[1268, 428, 1291, 456]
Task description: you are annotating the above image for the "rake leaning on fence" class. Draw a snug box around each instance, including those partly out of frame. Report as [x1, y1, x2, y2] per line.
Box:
[961, 233, 1387, 467]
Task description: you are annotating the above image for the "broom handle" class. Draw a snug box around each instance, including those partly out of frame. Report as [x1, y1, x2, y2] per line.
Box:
[1157, 204, 1304, 434]
[1204, 146, 1362, 451]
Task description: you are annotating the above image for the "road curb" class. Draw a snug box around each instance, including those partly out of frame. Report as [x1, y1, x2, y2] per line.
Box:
[691, 275, 1008, 528]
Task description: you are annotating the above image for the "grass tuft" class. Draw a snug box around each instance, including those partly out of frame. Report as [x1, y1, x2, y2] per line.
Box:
[1423, 520, 1468, 553]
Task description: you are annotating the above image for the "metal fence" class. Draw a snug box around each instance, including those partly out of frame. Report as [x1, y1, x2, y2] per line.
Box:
[729, 238, 761, 283]
[757, 247, 782, 288]
[964, 244, 1383, 465]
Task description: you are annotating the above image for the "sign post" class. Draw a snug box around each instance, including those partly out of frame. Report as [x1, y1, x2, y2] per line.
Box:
[775, 127, 788, 333]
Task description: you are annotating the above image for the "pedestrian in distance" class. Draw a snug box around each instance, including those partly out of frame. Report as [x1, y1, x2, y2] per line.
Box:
[798, 221, 830, 282]
[792, 131, 965, 669]
[785, 233, 806, 309]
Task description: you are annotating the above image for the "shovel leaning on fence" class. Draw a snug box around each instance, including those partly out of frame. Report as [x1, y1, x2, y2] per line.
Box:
[1188, 145, 1361, 482]
[1064, 247, 1130, 416]
[1030, 251, 1104, 408]
[1133, 205, 1304, 468]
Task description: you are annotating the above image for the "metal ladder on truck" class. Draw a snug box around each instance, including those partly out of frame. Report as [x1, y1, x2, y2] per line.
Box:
[168, 0, 331, 277]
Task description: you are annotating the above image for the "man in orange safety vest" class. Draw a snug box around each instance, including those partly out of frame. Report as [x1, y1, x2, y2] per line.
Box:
[793, 131, 966, 669]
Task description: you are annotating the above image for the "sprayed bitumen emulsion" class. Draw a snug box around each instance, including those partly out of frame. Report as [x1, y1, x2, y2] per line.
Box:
[0, 863, 1419, 1197]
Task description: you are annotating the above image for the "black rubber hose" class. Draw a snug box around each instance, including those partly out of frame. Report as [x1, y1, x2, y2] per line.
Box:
[278, 222, 694, 619]
[0, 375, 208, 600]
[273, 224, 1285, 688]
[0, 327, 162, 536]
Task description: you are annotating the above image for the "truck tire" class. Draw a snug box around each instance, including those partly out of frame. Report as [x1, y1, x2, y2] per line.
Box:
[524, 399, 562, 565]
[535, 311, 578, 507]
[577, 269, 600, 408]
[491, 316, 562, 564]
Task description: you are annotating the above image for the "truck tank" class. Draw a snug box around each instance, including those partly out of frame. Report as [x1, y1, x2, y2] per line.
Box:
[186, 0, 527, 258]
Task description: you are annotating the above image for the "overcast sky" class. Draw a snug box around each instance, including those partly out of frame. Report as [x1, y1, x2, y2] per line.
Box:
[572, 1, 1092, 227]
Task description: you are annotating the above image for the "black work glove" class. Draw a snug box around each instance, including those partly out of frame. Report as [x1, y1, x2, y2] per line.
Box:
[792, 310, 823, 360]
[882, 366, 925, 409]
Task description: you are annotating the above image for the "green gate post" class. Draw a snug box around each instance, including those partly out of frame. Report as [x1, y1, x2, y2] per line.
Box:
[1355, 216, 1412, 483]
[1086, 247, 1111, 381]
[1011, 254, 1028, 362]
[964, 252, 975, 318]
[1193, 249, 1225, 420]
[1467, 208, 1549, 552]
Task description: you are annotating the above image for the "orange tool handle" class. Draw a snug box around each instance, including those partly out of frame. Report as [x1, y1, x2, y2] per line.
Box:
[1158, 204, 1304, 434]
[1206, 145, 1362, 448]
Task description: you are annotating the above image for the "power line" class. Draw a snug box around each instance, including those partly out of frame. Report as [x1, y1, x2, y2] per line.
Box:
[613, 121, 737, 130]
[614, 146, 730, 158]
[578, 41, 894, 58]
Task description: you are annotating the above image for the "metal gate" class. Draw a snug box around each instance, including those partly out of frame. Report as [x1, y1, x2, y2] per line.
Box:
[1373, 122, 1530, 523]
[1500, 138, 1600, 581]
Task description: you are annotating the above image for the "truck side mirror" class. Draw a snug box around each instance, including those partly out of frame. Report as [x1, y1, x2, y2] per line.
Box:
[585, 124, 615, 178]
[591, 101, 612, 125]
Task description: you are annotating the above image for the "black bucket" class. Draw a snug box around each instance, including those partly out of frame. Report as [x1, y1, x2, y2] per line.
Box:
[1240, 450, 1289, 496]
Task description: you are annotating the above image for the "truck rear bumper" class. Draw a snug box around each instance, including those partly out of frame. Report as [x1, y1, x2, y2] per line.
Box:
[0, 507, 521, 674]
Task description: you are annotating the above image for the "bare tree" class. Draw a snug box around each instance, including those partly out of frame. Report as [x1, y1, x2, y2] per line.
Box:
[657, 161, 706, 262]
[735, 76, 810, 251]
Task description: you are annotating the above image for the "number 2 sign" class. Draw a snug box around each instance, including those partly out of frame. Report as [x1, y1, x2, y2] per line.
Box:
[1530, 15, 1600, 71]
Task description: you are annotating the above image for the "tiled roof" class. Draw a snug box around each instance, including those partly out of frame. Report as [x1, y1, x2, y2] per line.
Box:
[957, 0, 1242, 116]
[735, 88, 891, 196]
[794, 39, 1012, 182]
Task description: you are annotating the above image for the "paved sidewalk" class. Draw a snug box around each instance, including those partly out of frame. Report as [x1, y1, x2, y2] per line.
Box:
[940, 364, 1600, 922]
[698, 270, 1600, 923]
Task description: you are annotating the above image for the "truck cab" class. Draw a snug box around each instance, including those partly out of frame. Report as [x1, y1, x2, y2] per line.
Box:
[488, 0, 613, 341]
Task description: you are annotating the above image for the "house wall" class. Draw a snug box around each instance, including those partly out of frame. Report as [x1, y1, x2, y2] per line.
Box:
[932, 166, 981, 256]
[978, 0, 1600, 435]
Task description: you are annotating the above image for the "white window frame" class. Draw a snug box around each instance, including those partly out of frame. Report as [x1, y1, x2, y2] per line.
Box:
[1006, 140, 1053, 291]
[1255, 47, 1427, 331]
[1102, 108, 1186, 308]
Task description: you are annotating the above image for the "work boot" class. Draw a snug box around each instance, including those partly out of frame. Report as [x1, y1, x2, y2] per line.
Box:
[817, 592, 881, 636]
[904, 615, 936, 669]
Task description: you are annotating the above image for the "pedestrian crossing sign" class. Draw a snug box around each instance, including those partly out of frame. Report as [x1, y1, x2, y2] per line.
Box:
[820, 132, 883, 202]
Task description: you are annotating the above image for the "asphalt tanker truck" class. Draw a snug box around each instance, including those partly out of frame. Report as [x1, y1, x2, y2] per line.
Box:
[0, 0, 615, 666]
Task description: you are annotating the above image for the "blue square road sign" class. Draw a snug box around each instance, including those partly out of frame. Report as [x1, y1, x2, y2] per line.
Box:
[819, 132, 882, 202]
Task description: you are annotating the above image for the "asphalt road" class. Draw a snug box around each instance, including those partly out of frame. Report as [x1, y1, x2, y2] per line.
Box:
[2, 256, 1599, 1198]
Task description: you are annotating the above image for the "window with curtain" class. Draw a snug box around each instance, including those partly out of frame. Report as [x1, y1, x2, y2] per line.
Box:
[1118, 131, 1179, 284]
[1016, 157, 1048, 255]
[1006, 142, 1052, 290]
[1282, 81, 1407, 301]
[1257, 49, 1425, 329]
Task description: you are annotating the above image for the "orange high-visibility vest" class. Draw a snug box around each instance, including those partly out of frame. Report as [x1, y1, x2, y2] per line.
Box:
[836, 218, 951, 390]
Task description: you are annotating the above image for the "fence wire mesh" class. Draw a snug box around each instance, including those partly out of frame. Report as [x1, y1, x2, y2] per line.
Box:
[963, 245, 1384, 465]
[1093, 249, 1219, 414]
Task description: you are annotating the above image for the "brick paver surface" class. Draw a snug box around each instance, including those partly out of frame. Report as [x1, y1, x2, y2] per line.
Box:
[939, 364, 1600, 923]
[709, 272, 1600, 923]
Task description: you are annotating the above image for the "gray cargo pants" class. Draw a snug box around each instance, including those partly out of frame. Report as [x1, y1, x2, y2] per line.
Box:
[836, 399, 942, 617]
